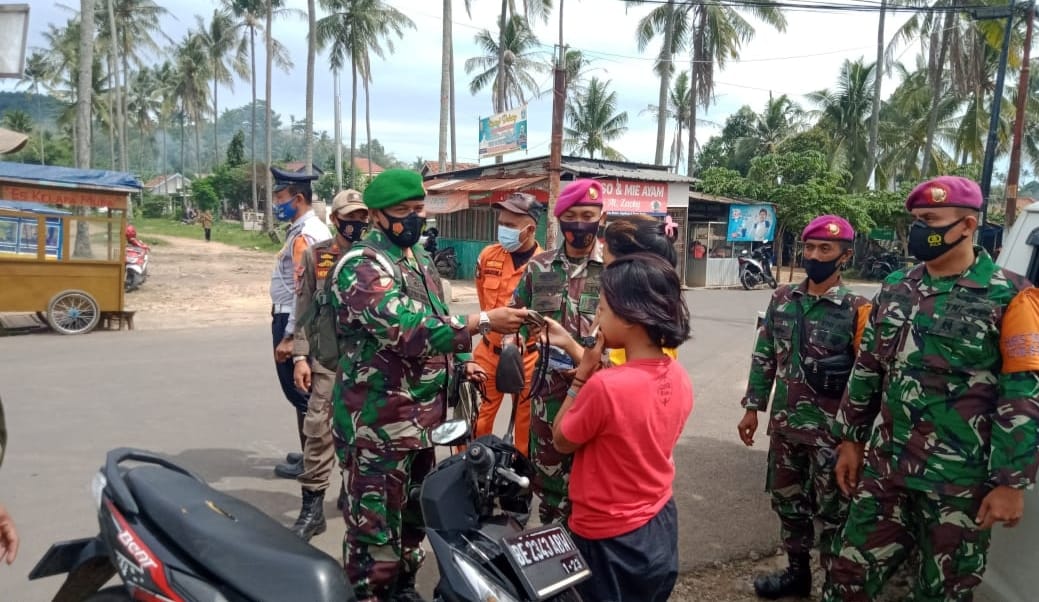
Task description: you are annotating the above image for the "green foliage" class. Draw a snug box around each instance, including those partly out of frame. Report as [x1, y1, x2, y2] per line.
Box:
[314, 172, 338, 203]
[190, 178, 220, 212]
[140, 191, 171, 218]
[1, 110, 33, 133]
[226, 130, 246, 167]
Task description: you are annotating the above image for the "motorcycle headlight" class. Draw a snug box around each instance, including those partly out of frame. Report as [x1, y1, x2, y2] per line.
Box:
[91, 471, 107, 510]
[452, 552, 520, 602]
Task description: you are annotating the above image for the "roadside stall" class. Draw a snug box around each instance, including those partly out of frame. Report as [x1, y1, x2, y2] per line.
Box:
[425, 156, 693, 282]
[685, 191, 765, 287]
[0, 162, 142, 334]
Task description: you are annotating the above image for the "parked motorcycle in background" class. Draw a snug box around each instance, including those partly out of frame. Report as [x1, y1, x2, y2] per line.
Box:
[423, 227, 459, 280]
[29, 448, 352, 602]
[124, 244, 149, 292]
[739, 243, 778, 290]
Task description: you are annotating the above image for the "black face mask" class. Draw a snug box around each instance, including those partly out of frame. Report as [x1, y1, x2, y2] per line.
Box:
[336, 219, 368, 243]
[803, 257, 843, 284]
[381, 212, 424, 248]
[560, 220, 599, 249]
[908, 218, 967, 262]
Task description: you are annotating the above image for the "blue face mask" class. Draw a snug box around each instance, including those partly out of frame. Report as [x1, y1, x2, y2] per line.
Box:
[273, 196, 298, 222]
[497, 225, 525, 252]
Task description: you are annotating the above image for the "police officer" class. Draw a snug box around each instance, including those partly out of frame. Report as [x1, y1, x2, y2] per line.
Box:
[332, 169, 528, 602]
[738, 215, 871, 598]
[473, 192, 544, 455]
[511, 178, 605, 525]
[287, 189, 368, 540]
[824, 176, 1039, 601]
[269, 167, 332, 479]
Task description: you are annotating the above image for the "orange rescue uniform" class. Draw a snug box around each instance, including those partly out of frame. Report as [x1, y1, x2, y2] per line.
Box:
[474, 242, 541, 455]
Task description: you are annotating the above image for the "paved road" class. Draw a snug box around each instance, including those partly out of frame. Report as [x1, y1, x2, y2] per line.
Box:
[0, 284, 879, 599]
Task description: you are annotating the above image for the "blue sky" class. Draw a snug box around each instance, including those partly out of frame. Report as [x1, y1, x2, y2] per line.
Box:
[16, 0, 914, 168]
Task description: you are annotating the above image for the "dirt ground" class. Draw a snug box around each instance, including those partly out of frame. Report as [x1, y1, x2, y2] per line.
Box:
[117, 234, 898, 601]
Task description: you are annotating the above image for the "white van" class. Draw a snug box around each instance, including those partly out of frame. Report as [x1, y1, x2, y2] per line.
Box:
[980, 200, 1039, 602]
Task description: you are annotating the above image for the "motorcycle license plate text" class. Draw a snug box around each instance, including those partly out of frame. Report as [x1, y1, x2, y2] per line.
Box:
[502, 525, 591, 600]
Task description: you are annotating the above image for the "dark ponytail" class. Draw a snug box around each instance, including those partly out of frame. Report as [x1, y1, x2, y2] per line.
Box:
[604, 215, 678, 267]
[601, 253, 690, 348]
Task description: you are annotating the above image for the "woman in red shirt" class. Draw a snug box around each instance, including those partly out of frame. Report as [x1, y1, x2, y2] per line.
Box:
[549, 253, 693, 602]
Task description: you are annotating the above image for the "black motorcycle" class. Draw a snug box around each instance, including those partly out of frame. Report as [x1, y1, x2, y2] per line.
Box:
[423, 360, 590, 602]
[29, 448, 352, 602]
[738, 244, 778, 290]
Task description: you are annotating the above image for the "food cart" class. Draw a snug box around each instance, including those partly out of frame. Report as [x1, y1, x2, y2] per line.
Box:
[0, 162, 141, 334]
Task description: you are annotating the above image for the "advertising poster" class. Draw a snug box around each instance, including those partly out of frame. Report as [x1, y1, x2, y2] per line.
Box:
[598, 180, 669, 215]
[727, 204, 776, 242]
[478, 106, 528, 158]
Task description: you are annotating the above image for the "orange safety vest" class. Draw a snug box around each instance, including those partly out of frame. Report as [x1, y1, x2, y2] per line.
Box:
[476, 242, 541, 347]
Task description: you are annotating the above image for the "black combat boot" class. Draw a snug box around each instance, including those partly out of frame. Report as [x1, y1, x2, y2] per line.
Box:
[274, 457, 304, 479]
[289, 489, 326, 541]
[336, 481, 348, 511]
[390, 572, 427, 602]
[753, 552, 812, 599]
[285, 452, 303, 464]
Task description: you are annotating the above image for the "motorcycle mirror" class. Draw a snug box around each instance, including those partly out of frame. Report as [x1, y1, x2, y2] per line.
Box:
[431, 419, 469, 446]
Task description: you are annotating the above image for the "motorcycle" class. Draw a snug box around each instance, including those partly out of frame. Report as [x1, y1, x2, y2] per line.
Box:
[738, 244, 778, 290]
[423, 228, 458, 280]
[860, 251, 901, 281]
[124, 244, 149, 292]
[29, 448, 353, 602]
[422, 362, 590, 602]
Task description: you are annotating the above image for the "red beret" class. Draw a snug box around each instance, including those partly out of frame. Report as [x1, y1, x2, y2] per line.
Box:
[555, 179, 603, 217]
[905, 176, 982, 211]
[802, 215, 855, 242]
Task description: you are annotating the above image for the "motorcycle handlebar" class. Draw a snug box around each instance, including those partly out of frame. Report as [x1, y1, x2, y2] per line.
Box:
[495, 466, 530, 489]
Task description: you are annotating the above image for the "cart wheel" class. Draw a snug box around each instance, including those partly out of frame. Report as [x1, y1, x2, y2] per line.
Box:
[46, 290, 100, 335]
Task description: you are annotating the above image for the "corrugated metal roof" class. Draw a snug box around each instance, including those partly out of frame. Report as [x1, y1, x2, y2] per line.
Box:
[688, 190, 754, 206]
[0, 161, 141, 191]
[562, 159, 698, 184]
[426, 176, 546, 192]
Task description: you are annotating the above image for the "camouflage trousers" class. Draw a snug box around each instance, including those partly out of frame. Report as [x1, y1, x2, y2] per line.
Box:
[530, 392, 572, 524]
[766, 434, 847, 559]
[342, 446, 436, 602]
[822, 473, 991, 602]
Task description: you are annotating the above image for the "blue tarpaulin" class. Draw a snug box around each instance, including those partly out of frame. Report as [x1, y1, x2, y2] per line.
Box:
[0, 162, 142, 191]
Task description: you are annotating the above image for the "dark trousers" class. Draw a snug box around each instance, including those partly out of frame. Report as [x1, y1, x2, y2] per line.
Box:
[204, 227, 211, 241]
[571, 498, 679, 602]
[272, 313, 308, 448]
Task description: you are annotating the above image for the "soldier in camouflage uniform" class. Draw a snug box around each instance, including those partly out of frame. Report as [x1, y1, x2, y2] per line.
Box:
[287, 189, 368, 541]
[739, 215, 871, 599]
[511, 178, 605, 525]
[332, 169, 528, 602]
[824, 176, 1039, 602]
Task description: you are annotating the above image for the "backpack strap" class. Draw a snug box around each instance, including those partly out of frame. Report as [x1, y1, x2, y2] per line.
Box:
[330, 241, 402, 305]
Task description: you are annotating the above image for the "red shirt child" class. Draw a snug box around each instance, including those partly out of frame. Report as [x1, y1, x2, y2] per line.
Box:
[560, 357, 693, 539]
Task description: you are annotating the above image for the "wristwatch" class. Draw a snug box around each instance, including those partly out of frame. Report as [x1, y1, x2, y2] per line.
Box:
[478, 311, 491, 335]
[292, 355, 308, 364]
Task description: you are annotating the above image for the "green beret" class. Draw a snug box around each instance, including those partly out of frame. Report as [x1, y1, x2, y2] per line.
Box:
[363, 169, 426, 209]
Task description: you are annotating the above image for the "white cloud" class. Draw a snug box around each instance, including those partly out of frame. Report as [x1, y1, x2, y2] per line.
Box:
[17, 0, 918, 167]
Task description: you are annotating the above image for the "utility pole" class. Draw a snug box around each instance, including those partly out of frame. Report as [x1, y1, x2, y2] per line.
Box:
[1006, 3, 1036, 228]
[547, 0, 565, 250]
[978, 0, 1018, 228]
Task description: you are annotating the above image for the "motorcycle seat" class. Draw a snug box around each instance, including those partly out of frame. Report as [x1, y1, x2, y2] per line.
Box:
[124, 466, 354, 602]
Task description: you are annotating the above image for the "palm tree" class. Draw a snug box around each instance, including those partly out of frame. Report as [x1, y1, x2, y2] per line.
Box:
[806, 58, 876, 190]
[2, 111, 34, 134]
[439, 0, 472, 170]
[736, 92, 803, 163]
[173, 32, 212, 175]
[126, 67, 162, 173]
[154, 60, 178, 185]
[306, 0, 317, 177]
[76, 0, 96, 256]
[112, 0, 170, 171]
[466, 15, 547, 111]
[565, 77, 628, 160]
[223, 0, 290, 210]
[20, 52, 50, 164]
[679, 0, 787, 176]
[630, 0, 687, 165]
[316, 0, 414, 182]
[198, 9, 248, 171]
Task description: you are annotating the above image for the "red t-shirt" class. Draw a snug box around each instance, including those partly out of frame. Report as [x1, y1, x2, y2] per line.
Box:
[560, 357, 693, 539]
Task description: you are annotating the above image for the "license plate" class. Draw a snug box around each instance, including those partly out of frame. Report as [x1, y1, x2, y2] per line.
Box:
[502, 525, 591, 600]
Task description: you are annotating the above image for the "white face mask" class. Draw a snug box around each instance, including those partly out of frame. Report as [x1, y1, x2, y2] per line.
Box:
[497, 225, 524, 252]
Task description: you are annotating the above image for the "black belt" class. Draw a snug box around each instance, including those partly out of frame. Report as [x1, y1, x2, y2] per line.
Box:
[482, 337, 538, 355]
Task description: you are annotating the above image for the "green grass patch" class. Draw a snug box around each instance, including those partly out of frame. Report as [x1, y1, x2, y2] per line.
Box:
[134, 217, 285, 253]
